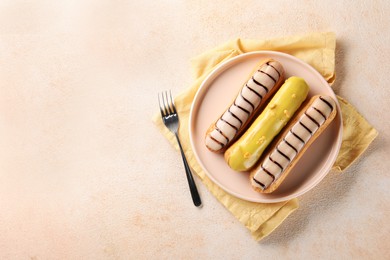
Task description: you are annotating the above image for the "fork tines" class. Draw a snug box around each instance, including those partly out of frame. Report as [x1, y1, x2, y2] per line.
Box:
[158, 90, 177, 117]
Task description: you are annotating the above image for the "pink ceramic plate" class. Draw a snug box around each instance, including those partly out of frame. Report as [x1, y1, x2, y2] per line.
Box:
[189, 51, 343, 203]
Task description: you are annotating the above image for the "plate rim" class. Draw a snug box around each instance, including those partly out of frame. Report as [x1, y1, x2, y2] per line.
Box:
[189, 50, 343, 203]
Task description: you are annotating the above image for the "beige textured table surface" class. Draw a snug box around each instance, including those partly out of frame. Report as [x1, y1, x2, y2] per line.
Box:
[0, 1, 389, 259]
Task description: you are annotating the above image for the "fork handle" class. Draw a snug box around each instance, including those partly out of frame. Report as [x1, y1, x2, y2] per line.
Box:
[175, 133, 202, 207]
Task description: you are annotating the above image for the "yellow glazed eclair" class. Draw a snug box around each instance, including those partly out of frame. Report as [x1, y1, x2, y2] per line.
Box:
[250, 95, 337, 193]
[224, 76, 309, 172]
[205, 59, 285, 153]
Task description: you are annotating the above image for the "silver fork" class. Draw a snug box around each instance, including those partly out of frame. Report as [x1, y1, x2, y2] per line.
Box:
[158, 90, 202, 207]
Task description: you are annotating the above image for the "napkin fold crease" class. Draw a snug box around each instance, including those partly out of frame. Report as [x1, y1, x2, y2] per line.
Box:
[152, 32, 377, 241]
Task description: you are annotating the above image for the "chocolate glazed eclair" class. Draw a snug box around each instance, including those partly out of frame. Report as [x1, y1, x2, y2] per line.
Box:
[250, 95, 337, 193]
[205, 59, 285, 153]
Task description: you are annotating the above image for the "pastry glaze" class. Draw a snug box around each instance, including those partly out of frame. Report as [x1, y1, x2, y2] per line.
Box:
[224, 76, 309, 172]
[205, 59, 285, 153]
[250, 95, 337, 193]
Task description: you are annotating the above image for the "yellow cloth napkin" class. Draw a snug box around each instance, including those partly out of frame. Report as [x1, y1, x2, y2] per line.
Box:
[152, 32, 378, 241]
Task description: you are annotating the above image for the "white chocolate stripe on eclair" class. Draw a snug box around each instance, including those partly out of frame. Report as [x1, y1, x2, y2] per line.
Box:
[205, 60, 283, 151]
[252, 96, 335, 190]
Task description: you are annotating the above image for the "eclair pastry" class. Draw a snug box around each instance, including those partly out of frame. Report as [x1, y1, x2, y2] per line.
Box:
[250, 95, 337, 193]
[224, 76, 309, 172]
[205, 59, 285, 153]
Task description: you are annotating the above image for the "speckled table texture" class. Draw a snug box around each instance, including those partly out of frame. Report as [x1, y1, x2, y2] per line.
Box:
[0, 1, 389, 259]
